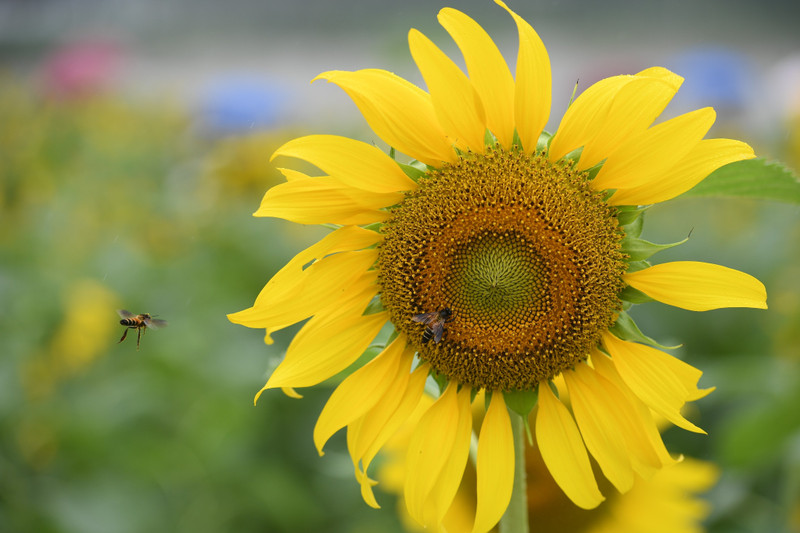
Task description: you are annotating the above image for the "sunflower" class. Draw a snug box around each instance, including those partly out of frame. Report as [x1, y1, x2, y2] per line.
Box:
[229, 1, 766, 531]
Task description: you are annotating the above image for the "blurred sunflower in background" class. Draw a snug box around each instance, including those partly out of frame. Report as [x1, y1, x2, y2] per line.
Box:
[229, 1, 766, 530]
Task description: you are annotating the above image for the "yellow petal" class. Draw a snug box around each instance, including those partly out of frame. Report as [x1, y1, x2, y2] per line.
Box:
[405, 382, 462, 525]
[228, 226, 382, 329]
[495, 0, 551, 154]
[230, 253, 378, 338]
[281, 387, 303, 399]
[353, 363, 429, 480]
[314, 69, 456, 167]
[570, 363, 664, 483]
[535, 382, 605, 509]
[344, 417, 382, 508]
[548, 75, 634, 162]
[591, 107, 716, 192]
[438, 7, 515, 148]
[313, 335, 412, 455]
[608, 138, 755, 205]
[564, 366, 635, 493]
[578, 69, 683, 170]
[271, 134, 416, 193]
[625, 261, 767, 311]
[601, 332, 706, 434]
[256, 170, 399, 225]
[590, 349, 677, 468]
[426, 386, 473, 527]
[264, 311, 388, 390]
[408, 28, 487, 153]
[472, 392, 514, 533]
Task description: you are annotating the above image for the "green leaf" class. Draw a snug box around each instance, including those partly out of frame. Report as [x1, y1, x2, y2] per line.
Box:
[683, 158, 800, 203]
[610, 311, 679, 350]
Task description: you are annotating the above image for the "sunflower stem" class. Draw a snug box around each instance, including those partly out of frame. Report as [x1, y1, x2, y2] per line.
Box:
[499, 411, 529, 533]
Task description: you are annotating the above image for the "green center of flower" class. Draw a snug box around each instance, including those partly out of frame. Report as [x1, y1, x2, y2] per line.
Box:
[377, 147, 626, 391]
[446, 232, 548, 326]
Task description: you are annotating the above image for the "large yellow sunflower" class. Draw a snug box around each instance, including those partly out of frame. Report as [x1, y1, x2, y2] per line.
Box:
[229, 2, 766, 531]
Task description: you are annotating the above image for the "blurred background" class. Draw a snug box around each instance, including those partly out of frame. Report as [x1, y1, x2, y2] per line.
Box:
[1, 0, 799, 532]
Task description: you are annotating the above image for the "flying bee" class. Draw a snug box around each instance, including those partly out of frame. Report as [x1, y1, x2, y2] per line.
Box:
[411, 308, 453, 344]
[117, 309, 168, 350]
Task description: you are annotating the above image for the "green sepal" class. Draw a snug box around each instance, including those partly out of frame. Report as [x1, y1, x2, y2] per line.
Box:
[512, 129, 522, 149]
[503, 388, 537, 445]
[484, 128, 497, 148]
[361, 222, 383, 233]
[583, 160, 605, 182]
[398, 161, 427, 182]
[683, 158, 800, 203]
[503, 388, 538, 418]
[385, 327, 399, 345]
[363, 294, 385, 315]
[625, 260, 651, 274]
[430, 369, 448, 395]
[611, 310, 680, 350]
[619, 285, 653, 304]
[536, 130, 553, 153]
[470, 387, 481, 404]
[561, 146, 583, 165]
[389, 146, 396, 160]
[568, 78, 580, 107]
[620, 234, 688, 262]
[616, 206, 647, 231]
[483, 390, 492, 411]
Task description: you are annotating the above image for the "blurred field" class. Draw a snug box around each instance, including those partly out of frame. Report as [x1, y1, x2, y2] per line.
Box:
[1, 1, 800, 532]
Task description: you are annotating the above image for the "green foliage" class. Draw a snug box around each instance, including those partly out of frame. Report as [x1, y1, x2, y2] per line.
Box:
[0, 79, 403, 533]
[684, 158, 800, 203]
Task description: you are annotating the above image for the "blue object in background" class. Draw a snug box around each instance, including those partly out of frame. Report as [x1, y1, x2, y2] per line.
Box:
[667, 47, 753, 111]
[198, 76, 288, 135]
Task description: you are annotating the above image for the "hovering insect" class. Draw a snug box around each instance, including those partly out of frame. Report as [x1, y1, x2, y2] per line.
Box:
[117, 309, 168, 350]
[411, 308, 453, 344]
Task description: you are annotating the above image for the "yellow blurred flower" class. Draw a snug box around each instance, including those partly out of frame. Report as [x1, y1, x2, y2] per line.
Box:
[230, 2, 765, 530]
[23, 279, 119, 401]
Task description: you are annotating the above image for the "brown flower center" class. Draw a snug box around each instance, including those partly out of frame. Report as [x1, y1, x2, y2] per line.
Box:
[377, 147, 626, 390]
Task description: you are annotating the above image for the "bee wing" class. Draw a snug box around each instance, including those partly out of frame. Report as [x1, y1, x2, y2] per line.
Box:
[412, 311, 439, 324]
[144, 318, 168, 330]
[117, 309, 135, 319]
[432, 322, 445, 343]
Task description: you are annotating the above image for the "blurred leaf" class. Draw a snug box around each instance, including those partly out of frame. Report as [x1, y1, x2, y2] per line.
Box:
[718, 386, 800, 469]
[683, 158, 800, 203]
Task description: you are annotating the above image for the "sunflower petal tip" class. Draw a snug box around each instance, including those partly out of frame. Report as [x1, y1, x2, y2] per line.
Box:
[311, 70, 336, 83]
[253, 388, 266, 406]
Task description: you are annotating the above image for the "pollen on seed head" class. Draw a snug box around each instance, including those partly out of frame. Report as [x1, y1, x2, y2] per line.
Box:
[377, 147, 626, 391]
